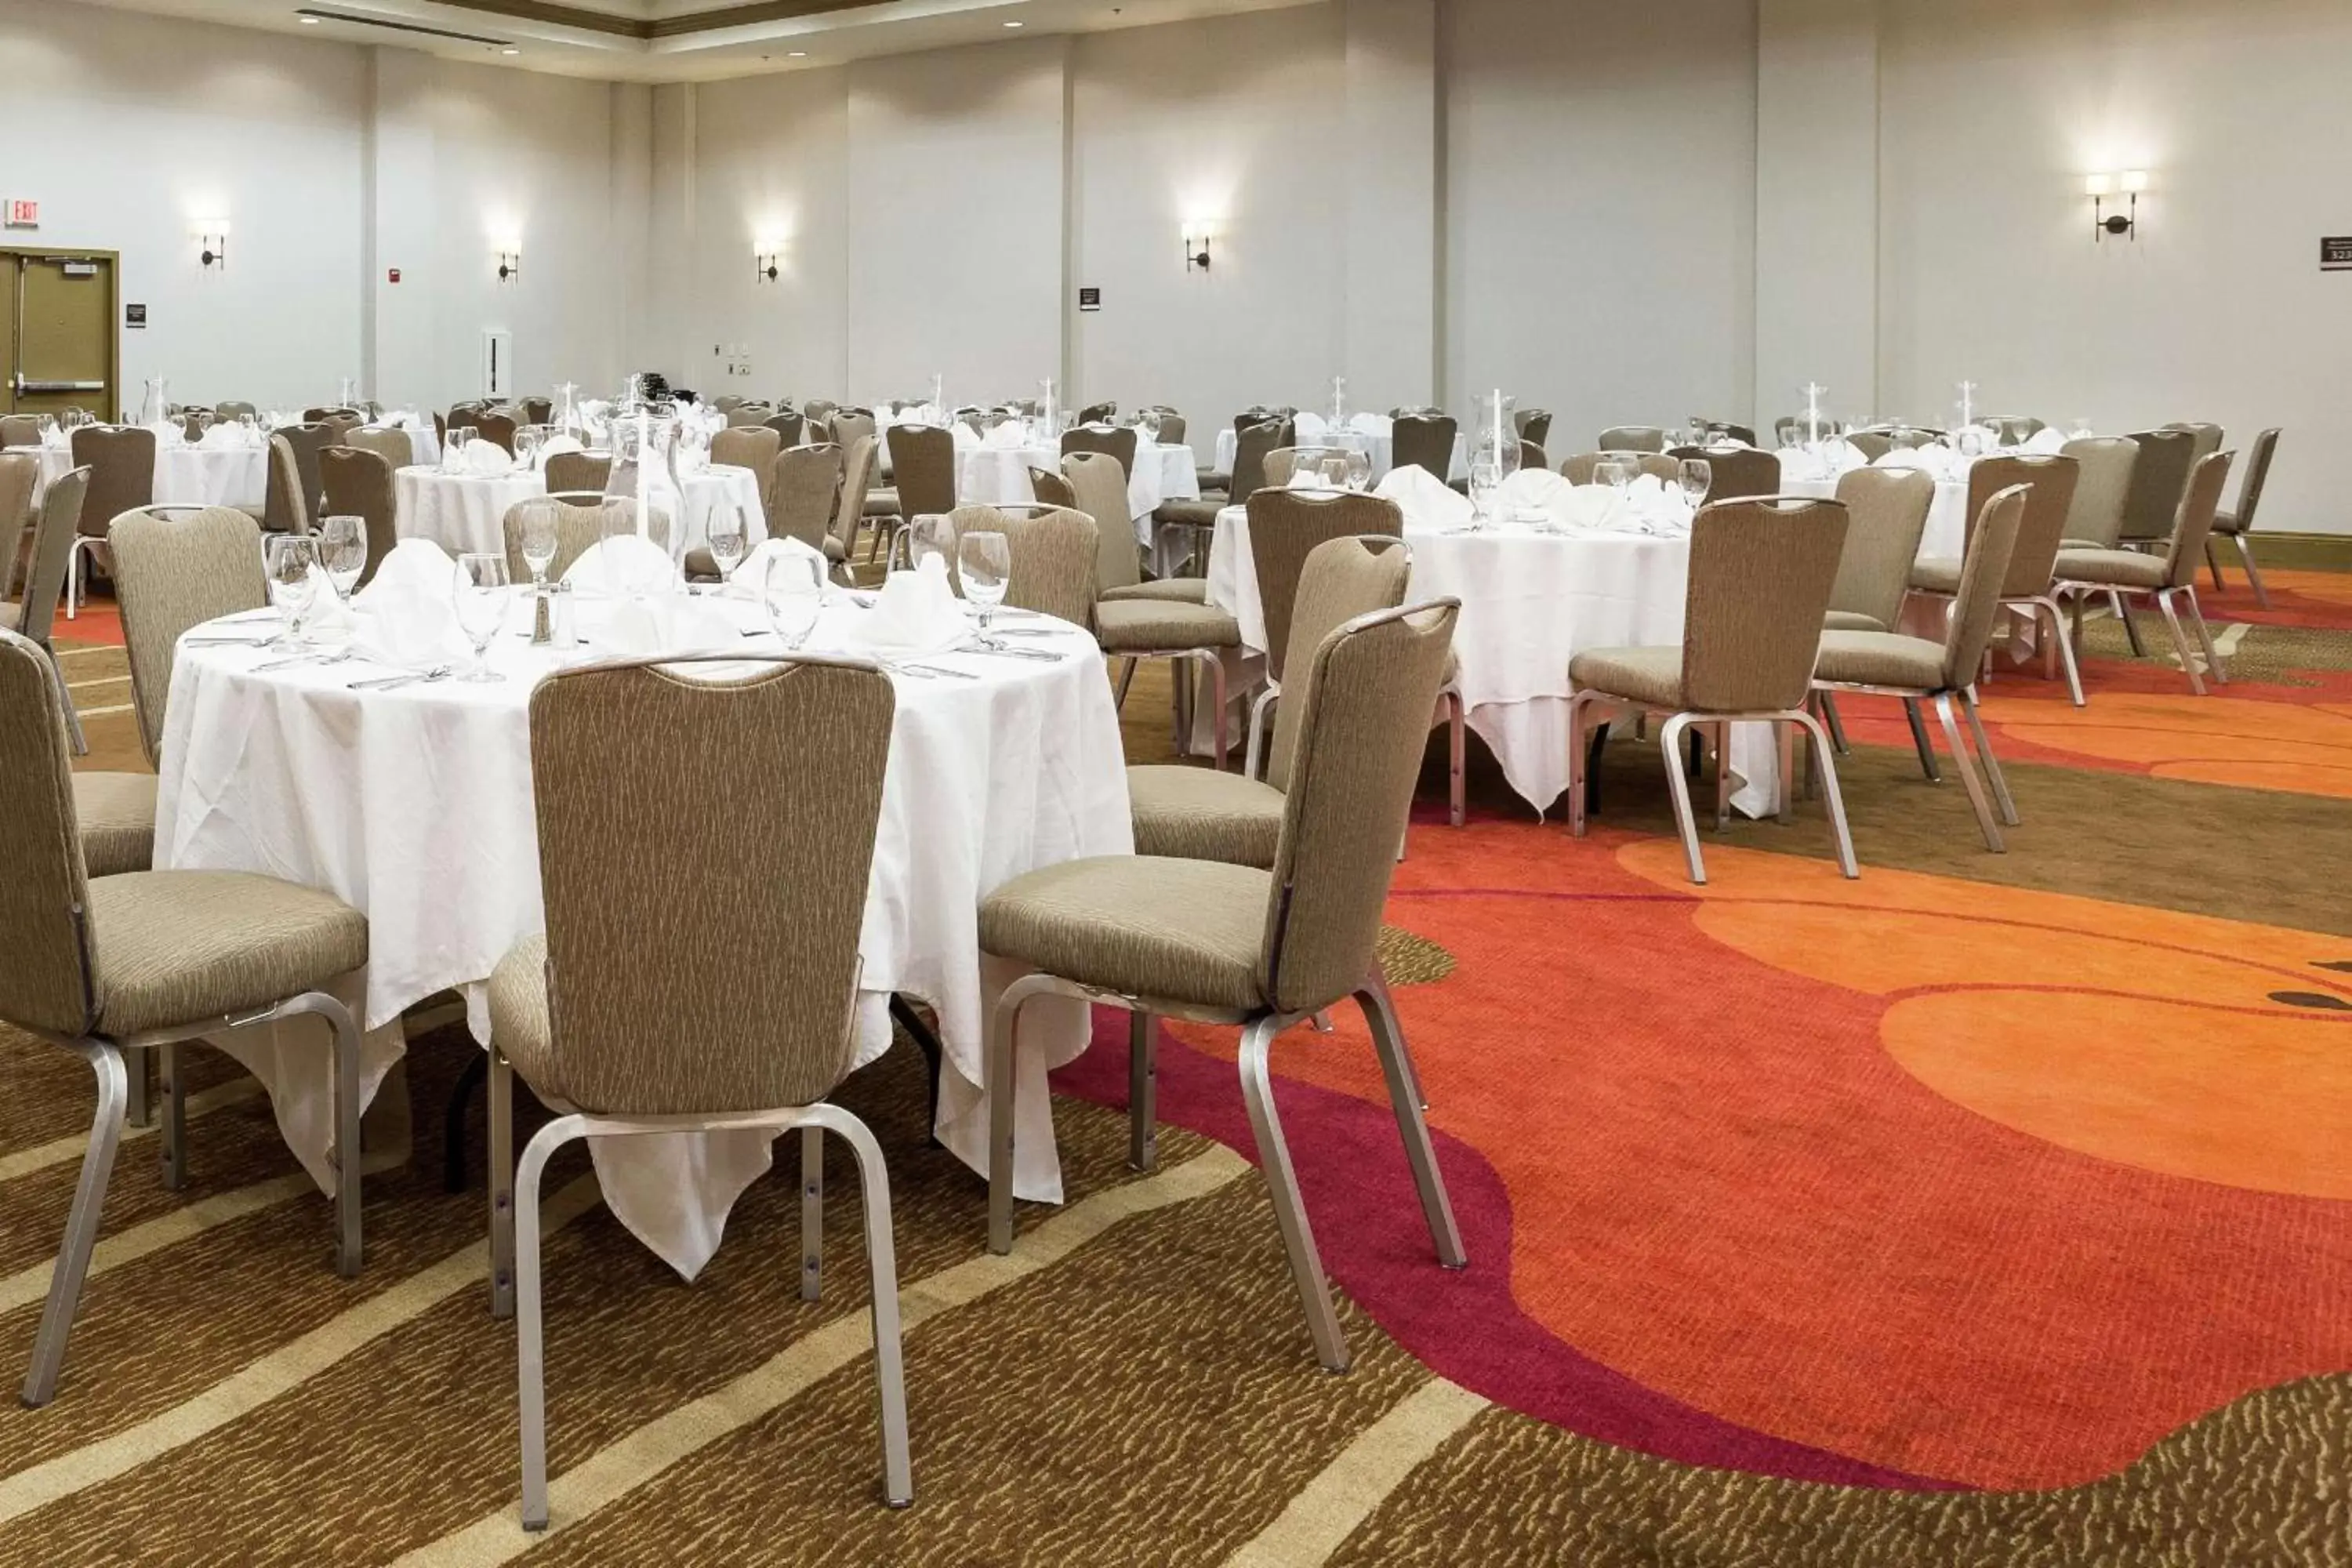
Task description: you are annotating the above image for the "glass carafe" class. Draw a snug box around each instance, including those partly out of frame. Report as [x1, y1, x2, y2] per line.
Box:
[603, 405, 685, 597]
[140, 376, 169, 430]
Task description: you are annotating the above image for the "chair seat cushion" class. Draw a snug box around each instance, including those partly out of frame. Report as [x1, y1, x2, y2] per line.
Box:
[1152, 499, 1226, 530]
[1197, 470, 1232, 492]
[1127, 766, 1283, 868]
[1096, 597, 1240, 653]
[863, 488, 901, 519]
[823, 536, 848, 564]
[1821, 608, 1886, 633]
[87, 870, 367, 1038]
[2210, 509, 2243, 536]
[1908, 557, 1961, 595]
[1566, 646, 1684, 710]
[76, 771, 157, 877]
[1103, 578, 1208, 604]
[487, 934, 569, 1106]
[979, 857, 1269, 1013]
[2054, 547, 2169, 590]
[1813, 630, 1947, 691]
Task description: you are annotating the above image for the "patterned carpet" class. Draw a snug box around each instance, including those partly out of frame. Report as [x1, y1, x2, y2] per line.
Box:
[4, 563, 2349, 1564]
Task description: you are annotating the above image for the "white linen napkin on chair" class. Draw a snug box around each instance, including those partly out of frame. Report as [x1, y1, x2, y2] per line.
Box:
[564, 535, 681, 597]
[350, 539, 466, 668]
[460, 439, 515, 477]
[1373, 463, 1475, 531]
[599, 595, 739, 657]
[844, 554, 967, 655]
[724, 536, 829, 598]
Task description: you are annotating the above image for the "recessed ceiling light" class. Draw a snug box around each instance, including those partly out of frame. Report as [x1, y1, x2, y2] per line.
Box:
[1004, 19, 1024, 27]
[789, 49, 806, 56]
[500, 45, 519, 53]
[299, 13, 320, 20]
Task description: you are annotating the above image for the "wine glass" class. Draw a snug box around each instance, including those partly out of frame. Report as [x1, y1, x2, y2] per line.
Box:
[319, 514, 368, 602]
[907, 514, 953, 573]
[520, 506, 560, 591]
[1467, 457, 1502, 526]
[764, 552, 824, 649]
[706, 505, 749, 586]
[1319, 453, 1351, 490]
[265, 535, 321, 647]
[1677, 458, 1712, 512]
[1592, 460, 1631, 493]
[515, 424, 545, 470]
[452, 554, 510, 681]
[445, 426, 474, 473]
[958, 530, 1012, 645]
[1138, 409, 1163, 445]
[1345, 449, 1373, 492]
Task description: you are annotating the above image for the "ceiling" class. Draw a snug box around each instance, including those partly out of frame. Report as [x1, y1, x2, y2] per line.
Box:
[71, 0, 1316, 81]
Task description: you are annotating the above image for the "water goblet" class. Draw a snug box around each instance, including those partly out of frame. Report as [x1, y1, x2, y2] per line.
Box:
[452, 554, 511, 681]
[706, 505, 749, 586]
[764, 552, 824, 649]
[319, 514, 368, 603]
[265, 534, 321, 647]
[958, 530, 1012, 646]
[1677, 457, 1712, 512]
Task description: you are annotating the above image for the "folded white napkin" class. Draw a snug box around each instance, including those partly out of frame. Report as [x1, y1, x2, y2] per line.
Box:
[952, 422, 982, 450]
[724, 536, 829, 598]
[1374, 463, 1474, 530]
[1558, 485, 1632, 532]
[844, 554, 967, 655]
[599, 594, 740, 658]
[197, 423, 249, 451]
[2023, 426, 2068, 455]
[302, 564, 358, 641]
[1872, 445, 1955, 480]
[985, 421, 1030, 450]
[538, 434, 584, 462]
[350, 539, 465, 667]
[1287, 467, 1342, 491]
[374, 409, 417, 430]
[1292, 412, 1330, 441]
[460, 440, 515, 477]
[564, 535, 681, 597]
[1497, 467, 1571, 522]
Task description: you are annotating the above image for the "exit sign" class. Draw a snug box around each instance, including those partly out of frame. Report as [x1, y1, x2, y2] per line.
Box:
[4, 200, 37, 229]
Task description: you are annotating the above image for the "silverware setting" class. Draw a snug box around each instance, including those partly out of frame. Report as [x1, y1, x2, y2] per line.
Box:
[255, 650, 363, 673]
[348, 665, 453, 691]
[186, 635, 277, 647]
[884, 659, 980, 681]
[956, 641, 1063, 662]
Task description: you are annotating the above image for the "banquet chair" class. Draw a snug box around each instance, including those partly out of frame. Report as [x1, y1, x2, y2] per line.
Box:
[1062, 423, 1138, 479]
[2163, 421, 2226, 470]
[1152, 417, 1290, 578]
[724, 405, 772, 427]
[1981, 416, 2047, 444]
[256, 434, 310, 537]
[0, 628, 372, 1406]
[939, 504, 1100, 626]
[1094, 503, 1247, 768]
[1598, 426, 1667, 453]
[517, 397, 552, 426]
[764, 410, 807, 448]
[1813, 485, 2031, 851]
[2116, 429, 2198, 546]
[345, 426, 412, 470]
[771, 443, 845, 557]
[212, 401, 256, 423]
[2207, 427, 2280, 605]
[1824, 468, 1935, 633]
[1515, 409, 1553, 448]
[275, 420, 339, 521]
[801, 397, 839, 427]
[1127, 535, 1412, 873]
[2053, 450, 2235, 696]
[711, 394, 743, 414]
[1391, 414, 1457, 481]
[880, 424, 953, 562]
[697, 427, 784, 577]
[832, 410, 878, 460]
[2056, 437, 2140, 550]
[1906, 453, 2084, 706]
[1078, 401, 1117, 426]
[0, 414, 42, 448]
[318, 411, 366, 443]
[831, 435, 880, 581]
[1562, 451, 1678, 485]
[1566, 496, 1855, 886]
[112, 505, 270, 773]
[1773, 416, 1806, 448]
[1846, 431, 1895, 463]
[10, 467, 98, 750]
[1665, 443, 1779, 503]
[319, 447, 400, 592]
[1519, 438, 1549, 472]
[1697, 420, 1758, 447]
[64, 425, 154, 618]
[543, 451, 611, 495]
[2, 449, 37, 599]
[1154, 412, 1189, 448]
[484, 651, 911, 1526]
[37, 472, 157, 871]
[1066, 452, 1203, 605]
[503, 495, 672, 585]
[978, 599, 1465, 1371]
[1265, 446, 1358, 488]
[470, 413, 517, 456]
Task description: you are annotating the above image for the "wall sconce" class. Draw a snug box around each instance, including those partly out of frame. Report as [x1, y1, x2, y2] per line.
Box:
[2086, 170, 2146, 242]
[495, 247, 522, 283]
[1182, 221, 1213, 274]
[754, 245, 782, 284]
[193, 221, 229, 270]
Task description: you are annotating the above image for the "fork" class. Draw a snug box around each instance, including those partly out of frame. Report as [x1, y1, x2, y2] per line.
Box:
[349, 665, 453, 692]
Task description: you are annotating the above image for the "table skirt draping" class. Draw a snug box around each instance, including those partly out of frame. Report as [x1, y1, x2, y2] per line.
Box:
[36, 444, 268, 510]
[393, 465, 766, 562]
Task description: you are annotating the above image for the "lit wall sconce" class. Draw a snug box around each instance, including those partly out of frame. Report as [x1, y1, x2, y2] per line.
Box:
[1182, 221, 1213, 274]
[2085, 170, 2147, 241]
[754, 245, 782, 285]
[495, 246, 522, 283]
[193, 221, 229, 270]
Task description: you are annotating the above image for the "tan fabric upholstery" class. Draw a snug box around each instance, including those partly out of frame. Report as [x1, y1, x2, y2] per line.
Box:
[344, 427, 412, 470]
[468, 413, 517, 456]
[1063, 452, 1139, 595]
[833, 435, 880, 563]
[2165, 421, 2225, 468]
[2118, 430, 2198, 544]
[503, 495, 666, 585]
[1096, 596, 1241, 652]
[2050, 546, 2168, 590]
[0, 630, 98, 1035]
[764, 411, 807, 448]
[1264, 537, 1414, 793]
[0, 452, 34, 601]
[319, 447, 398, 590]
[75, 772, 157, 878]
[1561, 452, 1677, 485]
[887, 425, 956, 521]
[15, 467, 90, 648]
[1811, 632, 1946, 691]
[1667, 445, 1780, 504]
[1062, 425, 1138, 479]
[274, 423, 339, 519]
[1151, 498, 1225, 531]
[110, 506, 268, 771]
[70, 428, 154, 585]
[1515, 409, 1552, 448]
[1965, 454, 2078, 598]
[979, 857, 1272, 1011]
[712, 426, 784, 525]
[1229, 419, 1290, 503]
[487, 934, 564, 1102]
[1816, 486, 2027, 696]
[830, 412, 878, 461]
[1028, 467, 1077, 509]
[1821, 608, 1885, 633]
[2212, 429, 2279, 536]
[1566, 645, 1686, 710]
[260, 434, 308, 535]
[511, 655, 893, 1115]
[2058, 437, 2139, 550]
[1827, 467, 1933, 631]
[1104, 578, 1208, 604]
[1246, 490, 1403, 685]
[85, 871, 367, 1038]
[771, 445, 843, 553]
[543, 452, 612, 495]
[0, 415, 40, 448]
[1682, 498, 1846, 710]
[943, 505, 1100, 627]
[2154, 451, 2234, 590]
[1125, 768, 1286, 868]
[1598, 426, 1667, 453]
[1390, 416, 1457, 481]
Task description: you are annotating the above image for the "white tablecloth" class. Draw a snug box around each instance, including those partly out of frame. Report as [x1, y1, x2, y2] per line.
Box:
[1206, 505, 1780, 818]
[37, 442, 267, 509]
[153, 596, 1131, 1279]
[958, 444, 1200, 546]
[393, 465, 766, 562]
[1783, 475, 1969, 561]
[1213, 426, 1469, 486]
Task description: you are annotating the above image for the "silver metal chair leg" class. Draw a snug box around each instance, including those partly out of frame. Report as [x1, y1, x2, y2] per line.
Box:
[2112, 590, 2147, 657]
[1127, 1011, 1156, 1174]
[2235, 534, 2270, 608]
[1564, 692, 1592, 838]
[2153, 589, 2208, 695]
[1817, 689, 1850, 755]
[1900, 697, 1941, 782]
[800, 1125, 823, 1302]
[1444, 690, 1467, 827]
[1775, 720, 1795, 824]
[1932, 692, 2005, 852]
[1244, 685, 1278, 782]
[985, 975, 1058, 1255]
[1711, 721, 1732, 831]
[1113, 657, 1137, 710]
[125, 1049, 154, 1129]
[811, 1105, 913, 1508]
[321, 996, 365, 1277]
[489, 1048, 515, 1319]
[1959, 687, 2019, 826]
[515, 1114, 585, 1531]
[22, 1040, 128, 1407]
[1206, 649, 1229, 771]
[44, 647, 87, 757]
[157, 1044, 187, 1191]
[1656, 713, 1708, 885]
[64, 537, 82, 621]
[1356, 975, 1465, 1271]
[2183, 587, 2227, 685]
[1236, 1017, 1349, 1372]
[2038, 597, 2085, 707]
[1789, 710, 1860, 878]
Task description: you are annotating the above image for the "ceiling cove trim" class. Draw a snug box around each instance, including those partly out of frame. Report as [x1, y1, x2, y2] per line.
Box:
[421, 0, 884, 39]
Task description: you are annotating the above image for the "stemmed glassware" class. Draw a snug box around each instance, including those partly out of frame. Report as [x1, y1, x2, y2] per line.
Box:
[1345, 449, 1372, 492]
[764, 553, 824, 649]
[1318, 453, 1351, 490]
[319, 514, 368, 603]
[1677, 458, 1712, 513]
[1467, 456, 1503, 527]
[958, 530, 1011, 647]
[520, 506, 559, 593]
[1592, 460, 1632, 494]
[515, 425, 546, 470]
[706, 505, 749, 587]
[265, 535, 321, 647]
[907, 514, 953, 573]
[452, 554, 511, 681]
[444, 426, 474, 473]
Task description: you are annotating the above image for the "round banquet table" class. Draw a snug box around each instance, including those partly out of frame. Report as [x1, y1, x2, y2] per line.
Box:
[1212, 424, 1468, 486]
[393, 463, 766, 563]
[153, 594, 1133, 1279]
[956, 442, 1201, 546]
[1206, 503, 1784, 819]
[36, 441, 267, 509]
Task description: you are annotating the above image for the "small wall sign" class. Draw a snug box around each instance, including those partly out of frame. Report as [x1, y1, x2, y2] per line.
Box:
[2323, 237, 2352, 272]
[1079, 286, 1102, 312]
[125, 303, 147, 329]
[388, 267, 401, 284]
[4, 199, 37, 229]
